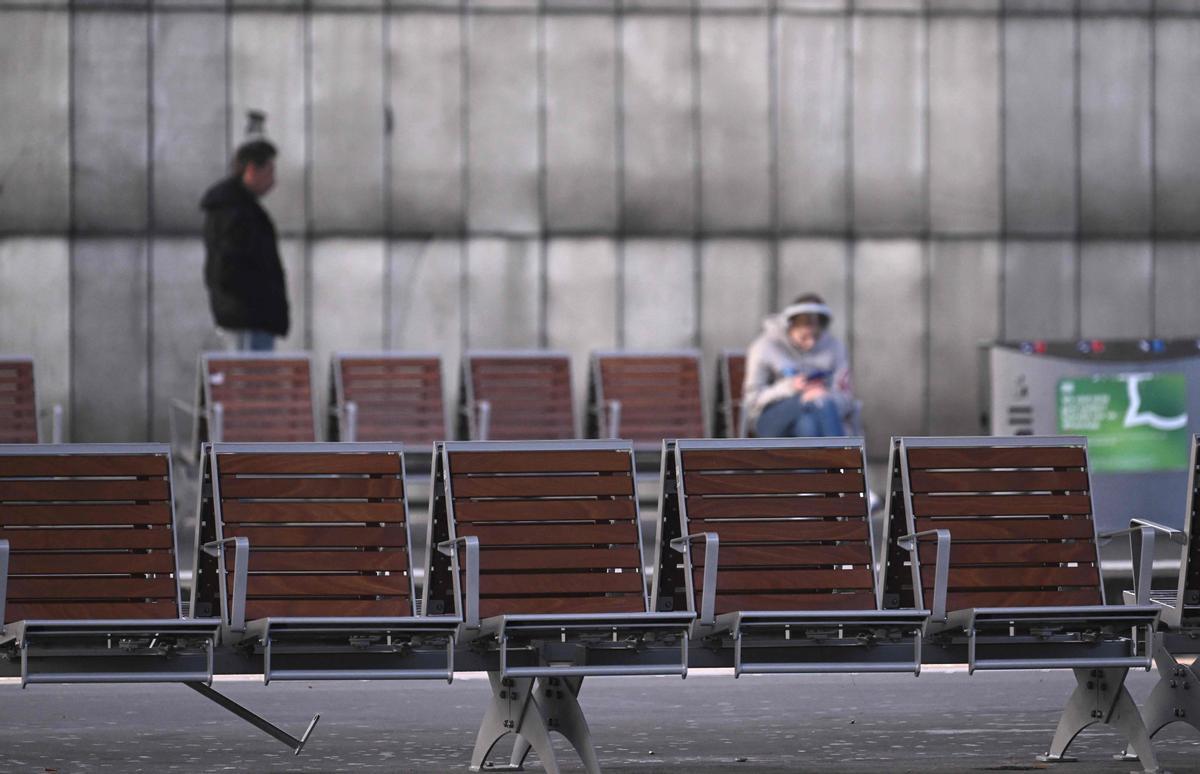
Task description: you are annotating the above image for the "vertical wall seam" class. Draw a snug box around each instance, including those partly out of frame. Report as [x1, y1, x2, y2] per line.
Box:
[382, 5, 393, 349]
[537, 0, 548, 349]
[844, 4, 855, 371]
[997, 7, 1006, 340]
[921, 0, 931, 435]
[1072, 0, 1082, 340]
[1148, 6, 1158, 336]
[459, 0, 470, 351]
[690, 0, 702, 350]
[767, 0, 780, 311]
[67, 7, 76, 439]
[304, 0, 314, 351]
[614, 0, 626, 349]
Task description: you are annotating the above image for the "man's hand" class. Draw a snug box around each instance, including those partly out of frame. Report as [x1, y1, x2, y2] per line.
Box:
[800, 381, 829, 402]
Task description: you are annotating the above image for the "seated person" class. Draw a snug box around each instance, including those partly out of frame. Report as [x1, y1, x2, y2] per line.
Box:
[743, 293, 854, 438]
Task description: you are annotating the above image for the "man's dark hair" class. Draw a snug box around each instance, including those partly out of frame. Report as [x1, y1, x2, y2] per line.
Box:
[232, 139, 277, 176]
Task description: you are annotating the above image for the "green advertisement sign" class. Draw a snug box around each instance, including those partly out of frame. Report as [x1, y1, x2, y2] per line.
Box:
[1057, 373, 1189, 473]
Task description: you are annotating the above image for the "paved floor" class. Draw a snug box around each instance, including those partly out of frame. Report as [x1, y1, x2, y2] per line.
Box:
[2, 669, 1199, 773]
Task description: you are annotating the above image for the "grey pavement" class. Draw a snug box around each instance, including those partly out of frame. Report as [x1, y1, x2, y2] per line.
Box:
[3, 669, 1200, 773]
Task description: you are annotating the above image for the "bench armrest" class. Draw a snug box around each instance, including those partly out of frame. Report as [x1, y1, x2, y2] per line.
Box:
[897, 529, 951, 623]
[0, 539, 8, 629]
[1099, 519, 1187, 606]
[332, 401, 358, 442]
[670, 532, 719, 626]
[168, 398, 200, 465]
[203, 537, 249, 632]
[473, 400, 491, 441]
[438, 536, 479, 630]
[38, 403, 64, 443]
[605, 399, 622, 439]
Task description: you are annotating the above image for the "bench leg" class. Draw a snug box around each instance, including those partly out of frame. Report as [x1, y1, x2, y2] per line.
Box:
[183, 682, 320, 755]
[1120, 645, 1200, 760]
[1036, 667, 1159, 773]
[471, 673, 562, 774]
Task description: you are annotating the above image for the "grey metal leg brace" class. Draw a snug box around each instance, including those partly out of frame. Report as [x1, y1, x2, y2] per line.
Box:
[470, 673, 600, 774]
[1120, 643, 1200, 760]
[1036, 667, 1159, 773]
[184, 682, 321, 755]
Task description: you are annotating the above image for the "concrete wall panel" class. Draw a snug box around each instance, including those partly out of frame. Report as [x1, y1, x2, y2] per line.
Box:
[698, 16, 770, 232]
[1080, 19, 1152, 234]
[73, 12, 149, 232]
[390, 239, 464, 417]
[311, 14, 385, 233]
[622, 240, 696, 350]
[467, 15, 539, 232]
[0, 239, 71, 439]
[152, 13, 227, 233]
[852, 240, 926, 454]
[852, 16, 925, 234]
[928, 240, 999, 435]
[389, 14, 463, 233]
[778, 239, 849, 344]
[278, 239, 309, 352]
[0, 13, 69, 232]
[622, 16, 696, 233]
[1004, 19, 1076, 235]
[700, 240, 770, 413]
[311, 239, 386, 415]
[777, 16, 847, 232]
[929, 16, 1000, 235]
[1155, 19, 1200, 233]
[465, 239, 540, 348]
[230, 13, 307, 233]
[1003, 241, 1078, 340]
[1079, 242, 1152, 339]
[545, 15, 618, 232]
[72, 239, 149, 441]
[1154, 243, 1200, 337]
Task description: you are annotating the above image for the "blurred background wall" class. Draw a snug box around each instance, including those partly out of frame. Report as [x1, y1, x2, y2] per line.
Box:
[2, 0, 1200, 457]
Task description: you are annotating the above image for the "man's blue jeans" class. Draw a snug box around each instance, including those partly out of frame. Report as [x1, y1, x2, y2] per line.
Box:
[755, 395, 845, 438]
[226, 329, 276, 352]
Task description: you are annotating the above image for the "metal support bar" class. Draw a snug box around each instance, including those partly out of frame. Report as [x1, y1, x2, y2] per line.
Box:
[204, 536, 249, 632]
[344, 400, 358, 443]
[50, 403, 63, 444]
[0, 539, 8, 630]
[476, 400, 491, 441]
[211, 401, 225, 443]
[606, 399, 621, 439]
[20, 635, 215, 689]
[168, 397, 201, 466]
[898, 529, 951, 623]
[1121, 642, 1200, 760]
[731, 625, 923, 677]
[470, 673, 599, 774]
[438, 535, 480, 629]
[184, 681, 320, 756]
[670, 532, 719, 627]
[260, 632, 455, 684]
[1100, 519, 1188, 607]
[1037, 667, 1159, 773]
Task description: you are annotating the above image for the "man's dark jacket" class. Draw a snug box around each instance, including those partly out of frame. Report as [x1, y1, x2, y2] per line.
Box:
[200, 176, 290, 337]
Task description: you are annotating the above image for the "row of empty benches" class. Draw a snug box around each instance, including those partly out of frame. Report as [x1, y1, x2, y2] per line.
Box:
[3, 433, 1200, 772]
[0, 351, 749, 449]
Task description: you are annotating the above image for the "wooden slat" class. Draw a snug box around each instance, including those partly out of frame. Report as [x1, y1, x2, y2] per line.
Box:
[916, 542, 1098, 566]
[217, 477, 404, 500]
[217, 453, 400, 475]
[6, 600, 178, 622]
[8, 577, 176, 600]
[476, 547, 642, 571]
[10, 552, 176, 575]
[683, 471, 864, 496]
[691, 520, 869, 543]
[454, 522, 635, 546]
[221, 525, 407, 548]
[450, 450, 630, 474]
[712, 592, 876, 614]
[478, 595, 642, 617]
[911, 494, 1092, 517]
[906, 446, 1086, 469]
[0, 455, 168, 477]
[685, 496, 865, 519]
[480, 572, 643, 596]
[945, 589, 1102, 609]
[691, 544, 872, 568]
[0, 503, 171, 526]
[0, 528, 173, 550]
[699, 567, 875, 592]
[683, 448, 863, 471]
[240, 575, 409, 597]
[451, 499, 636, 523]
[243, 599, 411, 619]
[219, 502, 405, 523]
[919, 566, 1100, 590]
[451, 474, 633, 498]
[909, 470, 1091, 494]
[0, 480, 169, 502]
[227, 549, 410, 573]
[223, 428, 317, 442]
[911, 517, 1095, 541]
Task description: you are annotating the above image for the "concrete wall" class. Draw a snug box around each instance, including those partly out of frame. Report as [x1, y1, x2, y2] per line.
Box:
[2, 2, 1200, 458]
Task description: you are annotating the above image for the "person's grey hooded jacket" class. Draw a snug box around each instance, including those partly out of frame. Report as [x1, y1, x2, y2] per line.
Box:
[742, 312, 854, 430]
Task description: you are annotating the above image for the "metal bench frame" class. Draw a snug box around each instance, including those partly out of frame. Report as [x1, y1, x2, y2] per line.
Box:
[882, 435, 1162, 772]
[654, 437, 928, 677]
[430, 439, 693, 774]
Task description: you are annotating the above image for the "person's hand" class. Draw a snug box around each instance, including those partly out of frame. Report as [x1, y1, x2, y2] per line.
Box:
[801, 382, 828, 401]
[790, 375, 809, 392]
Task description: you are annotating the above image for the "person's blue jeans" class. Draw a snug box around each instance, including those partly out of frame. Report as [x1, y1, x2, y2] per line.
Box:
[755, 395, 845, 438]
[228, 329, 276, 352]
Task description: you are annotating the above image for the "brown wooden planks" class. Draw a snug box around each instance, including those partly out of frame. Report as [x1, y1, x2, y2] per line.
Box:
[0, 455, 169, 477]
[10, 552, 175, 575]
[712, 592, 876, 615]
[218, 452, 400, 475]
[476, 547, 642, 571]
[222, 525, 407, 548]
[452, 499, 635, 523]
[689, 520, 869, 543]
[682, 448, 863, 471]
[909, 470, 1090, 494]
[451, 474, 633, 498]
[0, 503, 171, 526]
[919, 566, 1100, 590]
[226, 549, 410, 573]
[916, 541, 1097, 566]
[0, 479, 170, 502]
[451, 450, 630, 474]
[691, 544, 872, 568]
[219, 501, 405, 524]
[217, 477, 404, 500]
[911, 494, 1092, 517]
[6, 601, 179, 622]
[684, 496, 866, 519]
[0, 527, 173, 551]
[454, 522, 634, 546]
[911, 517, 1095, 541]
[944, 589, 1102, 609]
[240, 574, 409, 598]
[699, 567, 875, 592]
[684, 471, 864, 496]
[478, 595, 642, 618]
[9, 577, 177, 600]
[480, 571, 642, 596]
[907, 446, 1086, 470]
[243, 599, 412, 619]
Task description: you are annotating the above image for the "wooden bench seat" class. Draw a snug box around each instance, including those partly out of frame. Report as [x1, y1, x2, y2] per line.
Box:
[458, 352, 576, 441]
[0, 356, 61, 444]
[654, 437, 926, 675]
[329, 352, 447, 449]
[587, 351, 704, 452]
[881, 435, 1162, 772]
[713, 350, 745, 439]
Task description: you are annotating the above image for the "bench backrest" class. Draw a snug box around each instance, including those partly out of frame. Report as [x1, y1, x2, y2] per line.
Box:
[880, 436, 1104, 612]
[1, 445, 182, 624]
[426, 441, 648, 619]
[587, 351, 704, 448]
[192, 443, 422, 622]
[655, 438, 877, 615]
[713, 351, 746, 439]
[1174, 434, 1200, 623]
[199, 353, 317, 444]
[330, 353, 447, 446]
[458, 352, 575, 440]
[0, 357, 39, 443]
